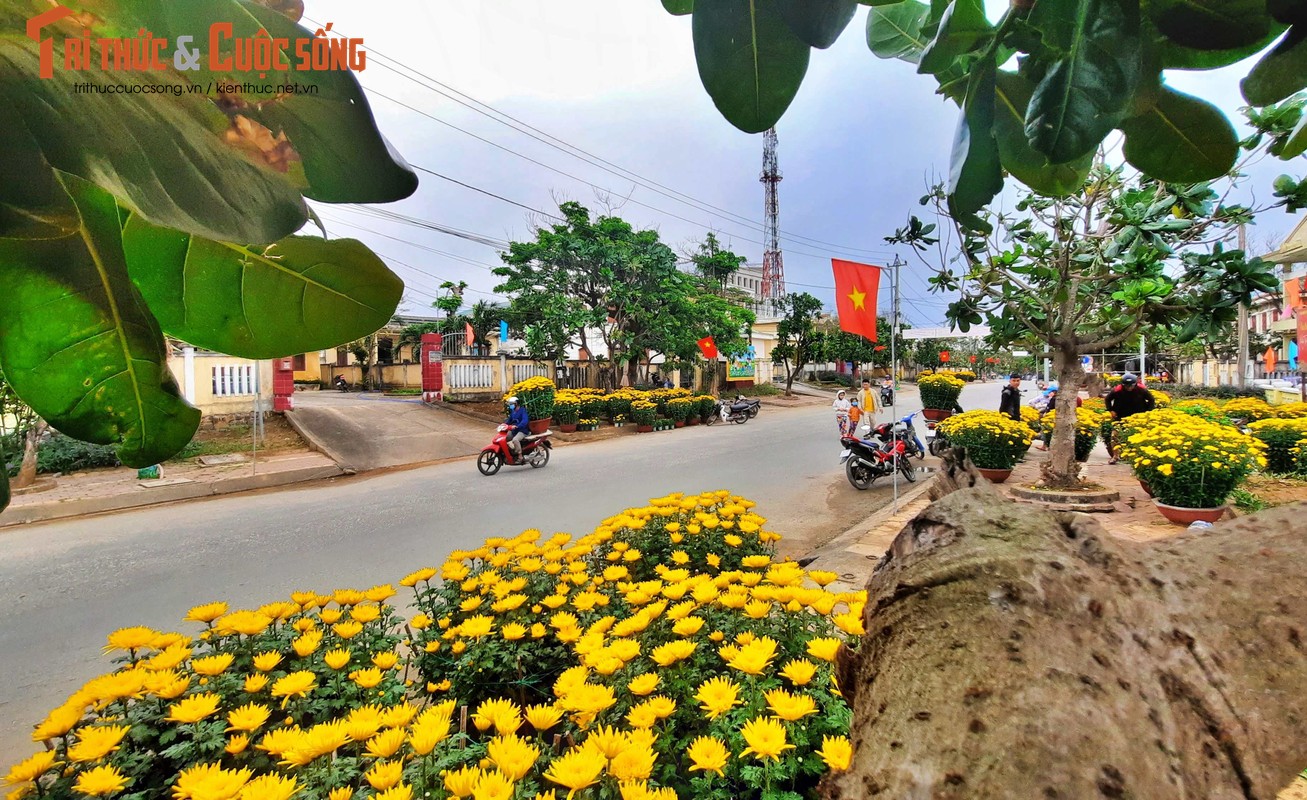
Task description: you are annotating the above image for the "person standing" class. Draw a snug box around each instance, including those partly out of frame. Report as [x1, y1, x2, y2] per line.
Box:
[857, 378, 879, 419]
[1105, 373, 1155, 463]
[848, 398, 863, 435]
[832, 390, 852, 438]
[999, 373, 1023, 422]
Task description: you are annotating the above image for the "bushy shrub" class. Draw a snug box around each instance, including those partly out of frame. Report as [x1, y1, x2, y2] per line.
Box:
[1247, 418, 1307, 474]
[553, 392, 581, 425]
[1166, 384, 1267, 401]
[7, 494, 861, 800]
[1221, 397, 1276, 423]
[630, 401, 658, 427]
[36, 433, 121, 474]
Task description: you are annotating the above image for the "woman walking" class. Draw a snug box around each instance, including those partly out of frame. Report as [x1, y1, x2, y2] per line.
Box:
[833, 390, 852, 438]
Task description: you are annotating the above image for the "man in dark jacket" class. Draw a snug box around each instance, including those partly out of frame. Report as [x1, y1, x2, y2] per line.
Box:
[1105, 373, 1155, 463]
[998, 373, 1023, 422]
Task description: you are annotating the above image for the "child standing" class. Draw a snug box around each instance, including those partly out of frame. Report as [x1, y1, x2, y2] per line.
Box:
[848, 398, 863, 436]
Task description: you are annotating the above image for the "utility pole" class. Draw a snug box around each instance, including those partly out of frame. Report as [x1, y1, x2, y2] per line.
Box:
[1237, 223, 1249, 387]
[889, 255, 904, 514]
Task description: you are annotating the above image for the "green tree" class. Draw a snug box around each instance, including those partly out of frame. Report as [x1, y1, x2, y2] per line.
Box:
[467, 301, 503, 356]
[889, 167, 1279, 487]
[433, 280, 469, 334]
[666, 1, 1306, 229]
[0, 368, 45, 492]
[495, 202, 752, 387]
[691, 232, 747, 292]
[397, 322, 443, 362]
[818, 316, 908, 375]
[771, 293, 824, 396]
[0, 0, 416, 510]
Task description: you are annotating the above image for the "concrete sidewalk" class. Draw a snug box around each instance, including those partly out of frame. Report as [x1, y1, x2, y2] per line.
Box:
[0, 450, 343, 528]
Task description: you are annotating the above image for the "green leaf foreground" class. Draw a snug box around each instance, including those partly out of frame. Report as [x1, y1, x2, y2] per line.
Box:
[122, 218, 404, 359]
[0, 175, 199, 469]
[1121, 87, 1239, 182]
[692, 0, 811, 133]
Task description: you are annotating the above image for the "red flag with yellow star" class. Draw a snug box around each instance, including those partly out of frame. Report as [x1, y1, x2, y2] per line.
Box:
[831, 259, 880, 341]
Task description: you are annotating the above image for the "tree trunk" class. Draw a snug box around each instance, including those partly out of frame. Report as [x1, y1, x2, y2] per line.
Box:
[823, 466, 1307, 799]
[783, 360, 797, 396]
[13, 422, 44, 489]
[1042, 348, 1085, 488]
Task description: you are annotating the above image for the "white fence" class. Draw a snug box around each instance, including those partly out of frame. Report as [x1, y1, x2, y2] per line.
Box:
[512, 363, 550, 384]
[446, 363, 496, 391]
[212, 365, 256, 396]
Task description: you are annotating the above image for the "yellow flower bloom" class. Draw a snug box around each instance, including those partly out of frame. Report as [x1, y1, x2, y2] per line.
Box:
[543, 747, 605, 796]
[244, 674, 269, 694]
[271, 671, 317, 702]
[818, 735, 852, 771]
[227, 703, 271, 733]
[487, 735, 540, 780]
[400, 567, 438, 587]
[226, 734, 250, 755]
[650, 640, 696, 666]
[472, 771, 514, 800]
[215, 610, 273, 637]
[374, 785, 412, 800]
[444, 766, 482, 797]
[608, 743, 657, 782]
[324, 649, 352, 670]
[104, 626, 158, 652]
[778, 658, 818, 686]
[238, 775, 298, 800]
[525, 704, 564, 731]
[695, 676, 742, 720]
[291, 631, 322, 657]
[166, 693, 222, 724]
[171, 763, 252, 800]
[501, 623, 528, 641]
[366, 728, 407, 759]
[5, 751, 60, 784]
[192, 653, 235, 676]
[686, 736, 729, 776]
[67, 724, 129, 762]
[627, 673, 659, 696]
[350, 668, 385, 689]
[183, 602, 229, 624]
[764, 689, 817, 721]
[73, 765, 129, 797]
[333, 621, 364, 639]
[365, 760, 404, 791]
[806, 637, 842, 662]
[725, 636, 778, 675]
[739, 717, 793, 761]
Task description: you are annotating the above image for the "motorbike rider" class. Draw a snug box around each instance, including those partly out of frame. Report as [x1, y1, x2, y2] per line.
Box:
[504, 396, 530, 461]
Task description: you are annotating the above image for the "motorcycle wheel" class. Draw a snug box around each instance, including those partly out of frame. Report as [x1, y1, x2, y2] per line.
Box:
[529, 446, 550, 469]
[732, 414, 748, 424]
[704, 414, 718, 426]
[846, 459, 876, 490]
[899, 457, 918, 482]
[747, 407, 759, 418]
[928, 438, 947, 457]
[476, 451, 502, 476]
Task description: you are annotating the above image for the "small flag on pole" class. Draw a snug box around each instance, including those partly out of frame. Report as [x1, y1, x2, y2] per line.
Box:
[831, 260, 880, 341]
[697, 336, 719, 360]
[499, 321, 509, 342]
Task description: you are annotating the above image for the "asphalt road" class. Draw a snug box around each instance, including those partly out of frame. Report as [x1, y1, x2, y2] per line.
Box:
[0, 381, 1007, 763]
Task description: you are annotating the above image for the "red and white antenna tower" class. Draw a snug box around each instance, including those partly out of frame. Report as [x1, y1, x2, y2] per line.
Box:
[760, 127, 785, 303]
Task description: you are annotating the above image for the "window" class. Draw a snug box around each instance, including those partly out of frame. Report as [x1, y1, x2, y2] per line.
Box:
[212, 365, 255, 396]
[292, 354, 306, 371]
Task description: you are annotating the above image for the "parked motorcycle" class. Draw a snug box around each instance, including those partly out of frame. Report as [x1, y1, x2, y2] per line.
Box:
[476, 424, 552, 475]
[712, 398, 752, 425]
[840, 435, 915, 489]
[870, 412, 926, 460]
[734, 395, 761, 419]
[925, 419, 951, 456]
[333, 375, 351, 392]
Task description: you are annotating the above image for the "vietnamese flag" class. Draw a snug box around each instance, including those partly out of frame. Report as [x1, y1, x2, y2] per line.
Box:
[697, 336, 719, 359]
[831, 260, 880, 341]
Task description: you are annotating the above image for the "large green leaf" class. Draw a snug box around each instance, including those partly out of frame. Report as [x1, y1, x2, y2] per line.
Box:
[1283, 111, 1307, 159]
[1154, 23, 1287, 68]
[866, 0, 933, 63]
[692, 0, 811, 133]
[1241, 27, 1307, 106]
[0, 175, 199, 468]
[1149, 0, 1280, 50]
[948, 61, 1004, 231]
[1025, 0, 1141, 163]
[93, 0, 418, 205]
[994, 71, 1092, 195]
[918, 0, 991, 75]
[775, 0, 858, 48]
[662, 0, 694, 14]
[122, 218, 404, 359]
[1120, 86, 1238, 182]
[0, 37, 306, 246]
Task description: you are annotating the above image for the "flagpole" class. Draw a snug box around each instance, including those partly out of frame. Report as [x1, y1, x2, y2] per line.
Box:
[890, 255, 902, 514]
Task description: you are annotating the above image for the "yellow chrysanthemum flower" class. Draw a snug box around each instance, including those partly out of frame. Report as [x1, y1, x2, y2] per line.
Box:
[694, 677, 741, 720]
[226, 703, 271, 733]
[166, 693, 222, 724]
[103, 626, 158, 652]
[487, 734, 540, 781]
[543, 747, 605, 796]
[525, 704, 564, 732]
[686, 736, 729, 776]
[739, 717, 794, 761]
[183, 602, 229, 624]
[4, 751, 60, 784]
[764, 689, 818, 721]
[271, 671, 317, 702]
[192, 653, 235, 676]
[67, 724, 129, 762]
[818, 735, 853, 771]
[73, 765, 129, 797]
[364, 760, 404, 791]
[171, 763, 252, 800]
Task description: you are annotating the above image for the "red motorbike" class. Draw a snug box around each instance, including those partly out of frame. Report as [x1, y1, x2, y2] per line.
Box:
[477, 424, 552, 475]
[838, 434, 914, 490]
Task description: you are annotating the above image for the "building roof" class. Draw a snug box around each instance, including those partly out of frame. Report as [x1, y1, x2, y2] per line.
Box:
[1265, 215, 1307, 264]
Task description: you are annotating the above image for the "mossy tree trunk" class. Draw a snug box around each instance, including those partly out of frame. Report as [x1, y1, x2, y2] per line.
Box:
[824, 459, 1307, 799]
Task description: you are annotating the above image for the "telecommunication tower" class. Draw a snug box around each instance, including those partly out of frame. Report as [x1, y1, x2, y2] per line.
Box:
[760, 127, 785, 303]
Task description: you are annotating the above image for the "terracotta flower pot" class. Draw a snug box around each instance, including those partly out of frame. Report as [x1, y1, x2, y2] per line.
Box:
[558, 423, 577, 433]
[637, 424, 654, 433]
[922, 408, 954, 422]
[1154, 501, 1227, 526]
[687, 417, 700, 426]
[674, 420, 685, 428]
[976, 467, 1013, 484]
[1138, 480, 1154, 498]
[528, 418, 552, 434]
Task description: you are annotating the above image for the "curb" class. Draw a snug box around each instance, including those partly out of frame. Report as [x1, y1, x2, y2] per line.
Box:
[812, 475, 938, 559]
[0, 464, 345, 528]
[283, 410, 357, 474]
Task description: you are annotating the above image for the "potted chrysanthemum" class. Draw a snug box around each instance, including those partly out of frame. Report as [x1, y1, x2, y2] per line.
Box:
[1118, 416, 1267, 525]
[1247, 418, 1307, 475]
[918, 373, 965, 421]
[505, 376, 556, 433]
[552, 391, 580, 433]
[631, 400, 657, 432]
[667, 397, 694, 428]
[934, 411, 1033, 483]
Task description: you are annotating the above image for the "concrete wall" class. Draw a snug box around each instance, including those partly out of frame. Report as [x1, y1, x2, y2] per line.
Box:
[168, 349, 274, 416]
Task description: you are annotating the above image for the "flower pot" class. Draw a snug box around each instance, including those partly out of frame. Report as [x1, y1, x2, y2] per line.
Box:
[1154, 501, 1227, 526]
[1138, 480, 1154, 498]
[528, 418, 552, 434]
[637, 424, 654, 433]
[558, 423, 577, 433]
[922, 408, 954, 422]
[976, 467, 1013, 484]
[687, 417, 699, 426]
[674, 420, 685, 428]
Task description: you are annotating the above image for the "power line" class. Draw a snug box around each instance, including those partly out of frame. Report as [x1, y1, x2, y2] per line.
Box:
[303, 16, 899, 260]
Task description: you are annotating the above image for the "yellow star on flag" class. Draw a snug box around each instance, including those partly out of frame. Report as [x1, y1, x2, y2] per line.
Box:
[847, 286, 866, 311]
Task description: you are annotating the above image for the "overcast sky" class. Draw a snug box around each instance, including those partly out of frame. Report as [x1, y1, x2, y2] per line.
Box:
[303, 1, 1298, 328]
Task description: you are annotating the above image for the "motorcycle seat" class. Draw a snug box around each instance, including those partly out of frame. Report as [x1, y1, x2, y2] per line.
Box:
[524, 431, 551, 440]
[730, 403, 751, 412]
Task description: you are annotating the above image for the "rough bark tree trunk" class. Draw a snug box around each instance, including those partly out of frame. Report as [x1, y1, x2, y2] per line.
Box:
[1043, 349, 1086, 488]
[823, 457, 1307, 799]
[13, 422, 45, 489]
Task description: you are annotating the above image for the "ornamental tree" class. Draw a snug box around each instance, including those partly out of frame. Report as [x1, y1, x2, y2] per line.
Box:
[818, 316, 909, 375]
[887, 166, 1280, 487]
[0, 0, 417, 511]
